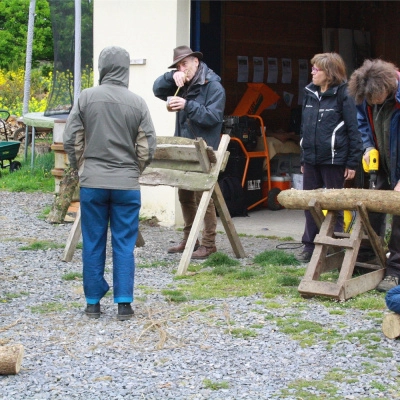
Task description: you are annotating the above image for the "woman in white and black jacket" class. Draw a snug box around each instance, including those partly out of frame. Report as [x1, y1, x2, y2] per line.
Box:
[297, 52, 363, 263]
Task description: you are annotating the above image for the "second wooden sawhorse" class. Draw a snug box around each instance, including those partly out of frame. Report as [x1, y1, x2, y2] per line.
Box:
[276, 188, 398, 300]
[62, 134, 246, 276]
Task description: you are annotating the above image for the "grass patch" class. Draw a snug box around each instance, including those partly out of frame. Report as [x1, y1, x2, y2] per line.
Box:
[202, 379, 229, 390]
[0, 291, 29, 302]
[161, 289, 188, 303]
[232, 268, 261, 280]
[329, 309, 346, 315]
[137, 260, 169, 268]
[136, 285, 157, 294]
[263, 235, 295, 241]
[182, 304, 215, 313]
[228, 327, 257, 338]
[37, 205, 51, 220]
[370, 381, 387, 391]
[29, 301, 83, 313]
[275, 317, 344, 348]
[186, 264, 203, 273]
[19, 240, 64, 251]
[344, 295, 386, 310]
[253, 249, 300, 266]
[280, 378, 339, 398]
[203, 252, 241, 267]
[367, 310, 384, 319]
[279, 236, 295, 241]
[173, 256, 306, 300]
[265, 301, 283, 309]
[250, 323, 264, 329]
[62, 272, 83, 281]
[319, 292, 386, 311]
[0, 151, 54, 193]
[211, 265, 238, 276]
[276, 275, 300, 286]
[30, 302, 66, 313]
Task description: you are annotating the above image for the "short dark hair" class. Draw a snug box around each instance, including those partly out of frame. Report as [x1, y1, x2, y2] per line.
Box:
[348, 59, 398, 104]
[311, 53, 347, 87]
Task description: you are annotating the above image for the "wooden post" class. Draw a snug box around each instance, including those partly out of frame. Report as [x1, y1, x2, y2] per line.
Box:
[46, 168, 79, 224]
[0, 344, 24, 375]
[382, 313, 400, 339]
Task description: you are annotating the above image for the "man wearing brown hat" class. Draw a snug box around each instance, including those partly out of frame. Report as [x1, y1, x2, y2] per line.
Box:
[153, 45, 226, 259]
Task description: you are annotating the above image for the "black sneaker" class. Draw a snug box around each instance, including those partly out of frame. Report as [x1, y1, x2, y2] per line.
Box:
[376, 276, 399, 293]
[297, 251, 312, 263]
[117, 303, 134, 321]
[85, 303, 100, 319]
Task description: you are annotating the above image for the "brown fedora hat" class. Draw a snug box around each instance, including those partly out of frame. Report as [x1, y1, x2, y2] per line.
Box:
[168, 45, 203, 68]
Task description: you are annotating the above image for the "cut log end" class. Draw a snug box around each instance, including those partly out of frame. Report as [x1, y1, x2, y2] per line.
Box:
[382, 313, 400, 339]
[0, 344, 24, 375]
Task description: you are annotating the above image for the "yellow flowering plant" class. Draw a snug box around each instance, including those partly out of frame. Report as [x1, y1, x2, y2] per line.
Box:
[0, 66, 93, 117]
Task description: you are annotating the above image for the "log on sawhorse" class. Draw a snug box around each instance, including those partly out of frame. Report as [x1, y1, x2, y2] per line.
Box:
[62, 135, 246, 276]
[277, 189, 393, 300]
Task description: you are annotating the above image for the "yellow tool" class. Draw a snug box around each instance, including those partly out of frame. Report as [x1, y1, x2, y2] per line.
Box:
[362, 148, 379, 189]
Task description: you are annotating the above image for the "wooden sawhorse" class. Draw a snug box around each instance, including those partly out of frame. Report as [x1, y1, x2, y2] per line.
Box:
[62, 134, 246, 276]
[297, 199, 385, 300]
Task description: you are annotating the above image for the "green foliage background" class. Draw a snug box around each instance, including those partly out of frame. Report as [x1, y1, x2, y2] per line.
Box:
[0, 0, 53, 70]
[0, 1, 93, 117]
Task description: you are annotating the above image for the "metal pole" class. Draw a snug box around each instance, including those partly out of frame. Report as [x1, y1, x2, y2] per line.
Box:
[30, 127, 36, 168]
[23, 0, 36, 164]
[74, 0, 82, 103]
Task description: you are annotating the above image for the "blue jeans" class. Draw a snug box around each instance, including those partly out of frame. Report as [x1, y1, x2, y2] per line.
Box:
[80, 188, 141, 304]
[386, 285, 400, 314]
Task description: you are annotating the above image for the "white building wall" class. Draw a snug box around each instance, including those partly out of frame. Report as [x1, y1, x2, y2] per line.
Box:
[93, 0, 190, 226]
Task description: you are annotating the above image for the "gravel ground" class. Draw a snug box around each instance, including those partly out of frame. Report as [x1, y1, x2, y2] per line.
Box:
[1, 191, 399, 399]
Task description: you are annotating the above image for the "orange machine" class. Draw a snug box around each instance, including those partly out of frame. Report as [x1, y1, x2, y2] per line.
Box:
[224, 114, 284, 210]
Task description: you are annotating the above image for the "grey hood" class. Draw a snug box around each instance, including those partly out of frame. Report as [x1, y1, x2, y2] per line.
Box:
[98, 46, 130, 87]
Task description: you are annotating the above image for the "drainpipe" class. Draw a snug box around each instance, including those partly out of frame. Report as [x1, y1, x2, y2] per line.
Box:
[193, 0, 201, 51]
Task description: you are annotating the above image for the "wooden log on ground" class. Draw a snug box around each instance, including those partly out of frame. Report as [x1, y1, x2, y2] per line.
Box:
[278, 188, 400, 215]
[46, 168, 79, 224]
[382, 313, 400, 339]
[0, 344, 24, 375]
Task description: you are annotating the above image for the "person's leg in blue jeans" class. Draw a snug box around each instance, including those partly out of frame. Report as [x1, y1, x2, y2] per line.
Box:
[386, 285, 400, 314]
[80, 187, 111, 305]
[110, 189, 141, 304]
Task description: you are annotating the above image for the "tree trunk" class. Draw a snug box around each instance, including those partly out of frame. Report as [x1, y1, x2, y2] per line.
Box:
[0, 344, 24, 375]
[277, 188, 400, 215]
[382, 313, 400, 339]
[46, 168, 79, 224]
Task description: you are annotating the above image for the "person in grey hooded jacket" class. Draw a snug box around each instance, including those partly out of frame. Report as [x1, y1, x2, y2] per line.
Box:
[153, 45, 225, 259]
[64, 46, 156, 320]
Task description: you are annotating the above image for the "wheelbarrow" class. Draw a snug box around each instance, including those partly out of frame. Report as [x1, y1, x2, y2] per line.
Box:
[0, 141, 22, 176]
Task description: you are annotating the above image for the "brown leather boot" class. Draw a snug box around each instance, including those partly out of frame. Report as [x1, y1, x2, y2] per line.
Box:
[167, 239, 200, 254]
[191, 245, 217, 259]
